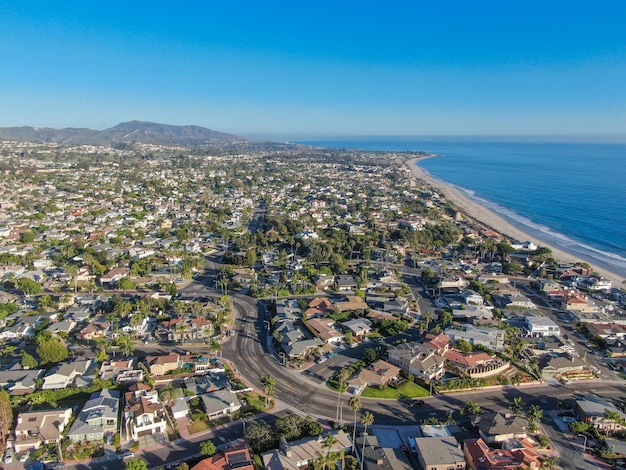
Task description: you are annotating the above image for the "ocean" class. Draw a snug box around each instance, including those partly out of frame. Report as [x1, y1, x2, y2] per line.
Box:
[297, 139, 626, 279]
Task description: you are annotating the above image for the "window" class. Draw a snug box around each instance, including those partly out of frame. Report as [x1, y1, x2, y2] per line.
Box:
[28, 417, 37, 422]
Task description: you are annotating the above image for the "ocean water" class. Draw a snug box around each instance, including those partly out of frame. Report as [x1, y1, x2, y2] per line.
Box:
[298, 139, 626, 279]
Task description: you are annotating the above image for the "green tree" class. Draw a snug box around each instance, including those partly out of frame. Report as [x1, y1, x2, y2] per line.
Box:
[360, 411, 374, 470]
[20, 231, 35, 243]
[124, 458, 148, 470]
[462, 401, 482, 416]
[335, 368, 350, 425]
[118, 278, 135, 291]
[17, 277, 43, 295]
[275, 414, 305, 441]
[321, 433, 339, 470]
[363, 348, 377, 364]
[20, 350, 38, 369]
[244, 421, 275, 453]
[37, 338, 68, 364]
[0, 389, 11, 447]
[261, 373, 276, 408]
[509, 397, 525, 416]
[200, 440, 217, 456]
[456, 338, 473, 353]
[348, 397, 361, 453]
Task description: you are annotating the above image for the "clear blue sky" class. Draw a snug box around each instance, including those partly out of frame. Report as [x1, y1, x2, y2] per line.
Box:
[1, 1, 625, 139]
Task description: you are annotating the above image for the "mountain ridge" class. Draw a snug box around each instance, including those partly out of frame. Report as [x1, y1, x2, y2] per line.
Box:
[0, 120, 248, 147]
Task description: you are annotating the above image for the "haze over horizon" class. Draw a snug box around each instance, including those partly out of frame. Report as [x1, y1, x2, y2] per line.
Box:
[2, 1, 626, 140]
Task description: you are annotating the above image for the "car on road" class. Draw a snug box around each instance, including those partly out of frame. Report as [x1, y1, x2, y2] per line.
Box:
[45, 462, 65, 469]
[118, 451, 135, 460]
[407, 400, 425, 407]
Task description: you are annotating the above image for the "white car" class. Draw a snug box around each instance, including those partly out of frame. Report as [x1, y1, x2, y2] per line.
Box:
[3, 448, 14, 464]
[18, 451, 30, 462]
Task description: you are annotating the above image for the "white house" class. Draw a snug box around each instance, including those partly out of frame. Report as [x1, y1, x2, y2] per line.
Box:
[524, 316, 561, 337]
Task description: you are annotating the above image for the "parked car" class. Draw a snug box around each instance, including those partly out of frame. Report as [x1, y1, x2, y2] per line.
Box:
[19, 451, 31, 462]
[118, 451, 135, 460]
[3, 448, 14, 464]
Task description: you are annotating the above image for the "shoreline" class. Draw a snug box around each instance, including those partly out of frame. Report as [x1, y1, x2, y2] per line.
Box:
[407, 157, 625, 285]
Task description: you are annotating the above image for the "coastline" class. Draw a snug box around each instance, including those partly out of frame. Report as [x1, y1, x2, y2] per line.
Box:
[407, 157, 625, 285]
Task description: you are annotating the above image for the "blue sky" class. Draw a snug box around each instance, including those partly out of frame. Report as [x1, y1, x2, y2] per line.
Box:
[1, 1, 625, 138]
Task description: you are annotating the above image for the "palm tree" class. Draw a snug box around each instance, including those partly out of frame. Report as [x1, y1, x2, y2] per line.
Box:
[116, 332, 135, 357]
[360, 411, 374, 470]
[335, 368, 350, 425]
[321, 433, 338, 470]
[261, 373, 275, 408]
[348, 396, 361, 453]
[509, 397, 525, 416]
[208, 338, 222, 357]
[463, 401, 482, 416]
[527, 404, 543, 422]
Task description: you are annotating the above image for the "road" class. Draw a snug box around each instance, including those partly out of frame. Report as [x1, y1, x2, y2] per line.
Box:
[177, 276, 626, 426]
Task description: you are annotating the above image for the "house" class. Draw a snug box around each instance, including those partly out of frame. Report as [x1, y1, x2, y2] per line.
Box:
[539, 353, 586, 378]
[0, 366, 44, 395]
[304, 297, 334, 318]
[99, 358, 142, 383]
[445, 325, 506, 352]
[524, 316, 560, 337]
[123, 384, 167, 441]
[464, 437, 540, 470]
[200, 390, 241, 420]
[64, 306, 92, 323]
[192, 442, 255, 470]
[443, 350, 510, 378]
[461, 289, 484, 306]
[341, 318, 373, 338]
[314, 274, 335, 291]
[14, 408, 73, 453]
[576, 395, 626, 434]
[0, 323, 34, 340]
[275, 299, 302, 321]
[335, 275, 357, 291]
[471, 413, 527, 444]
[42, 359, 94, 390]
[146, 352, 181, 376]
[355, 434, 413, 470]
[305, 317, 344, 344]
[276, 321, 324, 359]
[334, 296, 368, 313]
[80, 321, 110, 341]
[347, 360, 401, 394]
[413, 437, 466, 470]
[262, 431, 352, 470]
[452, 304, 493, 322]
[386, 341, 445, 381]
[99, 267, 130, 285]
[171, 397, 190, 420]
[46, 320, 76, 336]
[68, 389, 120, 442]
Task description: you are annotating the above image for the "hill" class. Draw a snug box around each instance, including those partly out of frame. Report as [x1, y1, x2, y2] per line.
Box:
[0, 120, 247, 147]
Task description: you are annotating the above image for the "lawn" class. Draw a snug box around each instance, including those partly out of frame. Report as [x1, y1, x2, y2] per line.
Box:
[361, 381, 429, 399]
[188, 418, 210, 434]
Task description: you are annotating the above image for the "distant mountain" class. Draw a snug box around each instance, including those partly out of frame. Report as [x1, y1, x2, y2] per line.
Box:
[0, 120, 247, 146]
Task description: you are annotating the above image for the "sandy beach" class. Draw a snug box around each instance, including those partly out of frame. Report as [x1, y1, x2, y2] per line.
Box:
[407, 157, 625, 285]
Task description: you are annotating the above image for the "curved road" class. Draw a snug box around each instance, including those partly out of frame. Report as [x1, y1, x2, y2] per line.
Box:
[210, 289, 626, 425]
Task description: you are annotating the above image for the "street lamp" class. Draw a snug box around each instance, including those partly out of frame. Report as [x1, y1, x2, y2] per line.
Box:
[264, 320, 270, 331]
[578, 434, 587, 453]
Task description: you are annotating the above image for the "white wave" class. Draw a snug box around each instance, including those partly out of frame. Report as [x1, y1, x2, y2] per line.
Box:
[458, 187, 626, 275]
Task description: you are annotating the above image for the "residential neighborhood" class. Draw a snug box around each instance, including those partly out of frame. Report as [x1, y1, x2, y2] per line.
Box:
[0, 139, 625, 470]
